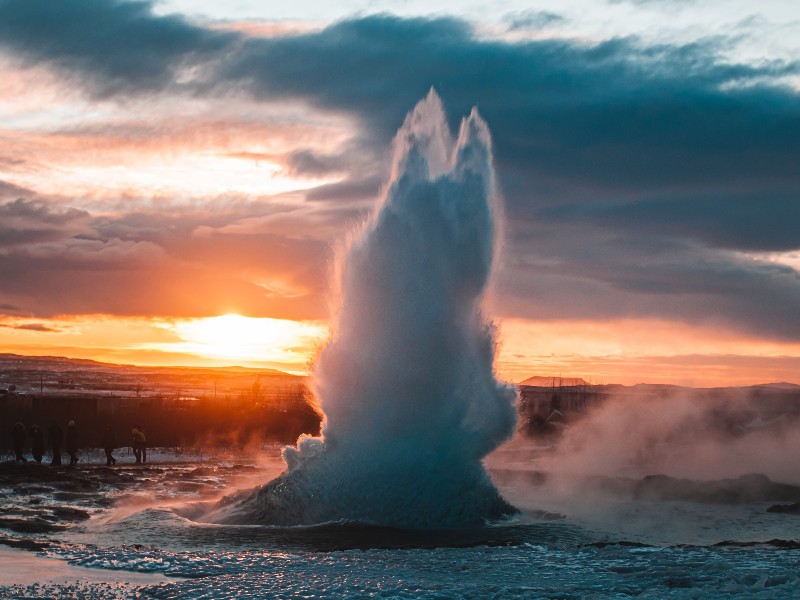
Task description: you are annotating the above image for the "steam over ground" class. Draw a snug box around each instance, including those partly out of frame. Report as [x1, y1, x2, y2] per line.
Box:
[489, 384, 800, 541]
[549, 388, 800, 484]
[209, 91, 518, 528]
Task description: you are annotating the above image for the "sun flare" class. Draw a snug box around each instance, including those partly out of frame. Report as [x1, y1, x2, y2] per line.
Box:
[163, 314, 326, 369]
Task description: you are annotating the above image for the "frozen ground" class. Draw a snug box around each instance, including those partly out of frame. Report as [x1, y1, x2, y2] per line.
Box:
[1, 447, 799, 599]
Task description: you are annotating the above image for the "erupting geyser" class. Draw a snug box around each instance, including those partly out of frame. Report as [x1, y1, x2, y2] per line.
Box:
[213, 90, 518, 528]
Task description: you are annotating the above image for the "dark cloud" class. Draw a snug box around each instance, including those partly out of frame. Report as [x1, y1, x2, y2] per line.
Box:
[4, 9, 796, 197]
[0, 198, 91, 248]
[503, 10, 565, 31]
[286, 150, 349, 176]
[0, 198, 89, 225]
[0, 180, 35, 200]
[0, 201, 331, 320]
[223, 16, 800, 196]
[0, 0, 236, 96]
[540, 191, 800, 252]
[498, 222, 800, 341]
[305, 177, 383, 203]
[0, 6, 798, 340]
[222, 17, 471, 133]
[216, 15, 800, 338]
[0, 322, 62, 332]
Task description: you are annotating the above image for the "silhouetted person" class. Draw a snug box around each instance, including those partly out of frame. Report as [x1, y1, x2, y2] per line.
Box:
[29, 424, 44, 463]
[66, 420, 79, 466]
[102, 426, 117, 466]
[48, 421, 63, 466]
[11, 422, 26, 462]
[131, 424, 146, 464]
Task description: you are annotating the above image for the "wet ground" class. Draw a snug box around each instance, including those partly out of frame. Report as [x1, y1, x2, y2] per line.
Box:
[1, 452, 800, 598]
[0, 451, 282, 598]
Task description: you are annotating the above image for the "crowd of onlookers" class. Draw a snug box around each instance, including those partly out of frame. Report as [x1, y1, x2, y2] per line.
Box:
[9, 421, 148, 466]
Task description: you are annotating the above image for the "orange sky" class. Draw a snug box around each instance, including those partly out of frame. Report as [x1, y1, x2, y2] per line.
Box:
[1, 3, 799, 388]
[2, 313, 799, 387]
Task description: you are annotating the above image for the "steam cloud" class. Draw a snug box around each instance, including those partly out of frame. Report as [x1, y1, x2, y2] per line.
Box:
[212, 91, 518, 528]
[547, 390, 800, 484]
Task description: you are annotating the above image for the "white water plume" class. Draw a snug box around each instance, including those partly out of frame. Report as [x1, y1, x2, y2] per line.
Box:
[212, 90, 518, 528]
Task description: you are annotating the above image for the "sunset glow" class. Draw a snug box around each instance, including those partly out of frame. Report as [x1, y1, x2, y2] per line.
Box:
[496, 318, 800, 387]
[0, 314, 326, 374]
[0, 0, 798, 386]
[2, 1, 799, 596]
[158, 314, 326, 368]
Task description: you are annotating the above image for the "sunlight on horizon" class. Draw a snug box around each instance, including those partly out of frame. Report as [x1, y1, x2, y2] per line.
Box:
[152, 314, 327, 369]
[1, 313, 799, 384]
[0, 313, 327, 374]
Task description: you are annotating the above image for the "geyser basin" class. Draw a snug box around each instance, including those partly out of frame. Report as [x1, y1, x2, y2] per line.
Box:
[209, 91, 518, 528]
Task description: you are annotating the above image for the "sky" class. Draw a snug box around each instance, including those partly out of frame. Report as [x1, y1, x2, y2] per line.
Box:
[0, 0, 799, 386]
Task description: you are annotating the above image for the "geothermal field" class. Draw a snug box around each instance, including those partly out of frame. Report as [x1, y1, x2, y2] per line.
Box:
[2, 95, 800, 599]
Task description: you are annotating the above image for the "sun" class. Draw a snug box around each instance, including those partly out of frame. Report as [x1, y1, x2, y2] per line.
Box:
[165, 314, 326, 368]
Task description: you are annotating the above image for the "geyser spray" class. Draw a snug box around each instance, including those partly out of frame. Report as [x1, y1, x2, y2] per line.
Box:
[218, 90, 518, 528]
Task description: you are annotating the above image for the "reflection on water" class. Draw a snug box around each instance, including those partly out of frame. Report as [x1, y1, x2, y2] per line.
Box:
[70, 506, 588, 553]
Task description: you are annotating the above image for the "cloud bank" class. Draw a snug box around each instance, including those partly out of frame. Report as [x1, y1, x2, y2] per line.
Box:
[0, 1, 798, 361]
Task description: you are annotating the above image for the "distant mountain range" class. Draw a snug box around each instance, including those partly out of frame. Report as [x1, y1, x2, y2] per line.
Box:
[756, 382, 800, 390]
[518, 375, 800, 390]
[0, 353, 296, 378]
[2, 354, 798, 391]
[519, 376, 589, 387]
